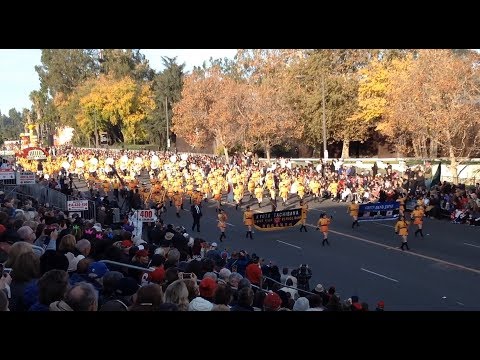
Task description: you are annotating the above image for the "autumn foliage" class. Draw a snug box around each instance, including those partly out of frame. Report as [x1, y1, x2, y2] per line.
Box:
[30, 49, 480, 171]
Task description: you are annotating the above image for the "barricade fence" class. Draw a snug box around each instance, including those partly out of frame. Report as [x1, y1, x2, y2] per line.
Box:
[67, 196, 97, 222]
[2, 183, 67, 211]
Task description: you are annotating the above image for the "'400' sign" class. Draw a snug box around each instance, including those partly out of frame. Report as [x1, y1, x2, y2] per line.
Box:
[135, 209, 157, 222]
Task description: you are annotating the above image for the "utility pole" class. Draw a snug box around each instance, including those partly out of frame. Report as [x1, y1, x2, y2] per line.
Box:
[322, 74, 328, 161]
[94, 112, 99, 148]
[165, 96, 170, 150]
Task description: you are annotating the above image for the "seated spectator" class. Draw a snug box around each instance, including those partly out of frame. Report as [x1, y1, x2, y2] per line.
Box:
[129, 284, 164, 311]
[263, 291, 282, 312]
[29, 270, 69, 311]
[188, 296, 213, 311]
[230, 287, 254, 311]
[164, 279, 189, 311]
[50, 282, 98, 311]
[293, 297, 310, 311]
[0, 286, 8, 311]
[306, 294, 325, 311]
[212, 283, 232, 307]
[199, 277, 217, 302]
[9, 251, 40, 312]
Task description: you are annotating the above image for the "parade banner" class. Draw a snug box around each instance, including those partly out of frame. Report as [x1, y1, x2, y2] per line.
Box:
[358, 201, 400, 222]
[253, 208, 302, 231]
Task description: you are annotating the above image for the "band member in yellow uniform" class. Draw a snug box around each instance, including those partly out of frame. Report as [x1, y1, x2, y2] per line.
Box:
[279, 182, 289, 206]
[411, 205, 424, 238]
[213, 185, 222, 212]
[316, 213, 332, 246]
[243, 205, 254, 239]
[348, 200, 360, 229]
[217, 208, 228, 242]
[234, 183, 244, 210]
[254, 184, 264, 208]
[299, 200, 308, 232]
[248, 178, 255, 200]
[297, 181, 305, 201]
[396, 193, 407, 216]
[395, 215, 410, 251]
[172, 191, 183, 218]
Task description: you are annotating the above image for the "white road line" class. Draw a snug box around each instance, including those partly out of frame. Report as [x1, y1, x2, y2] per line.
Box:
[373, 222, 394, 228]
[464, 243, 480, 249]
[456, 301, 465, 306]
[361, 268, 399, 283]
[226, 222, 235, 227]
[305, 223, 480, 275]
[276, 240, 302, 249]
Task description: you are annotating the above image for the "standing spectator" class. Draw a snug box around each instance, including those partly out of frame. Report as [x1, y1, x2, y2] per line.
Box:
[292, 264, 312, 293]
[372, 162, 378, 177]
[245, 255, 263, 288]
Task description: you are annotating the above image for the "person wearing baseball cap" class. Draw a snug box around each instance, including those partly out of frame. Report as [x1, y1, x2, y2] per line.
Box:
[132, 249, 150, 267]
[263, 291, 282, 311]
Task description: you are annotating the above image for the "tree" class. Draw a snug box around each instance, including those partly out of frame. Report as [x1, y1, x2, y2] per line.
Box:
[382, 49, 480, 180]
[287, 49, 375, 158]
[35, 49, 97, 97]
[172, 66, 243, 162]
[57, 75, 155, 146]
[0, 108, 24, 141]
[235, 49, 303, 161]
[146, 57, 185, 149]
[99, 49, 155, 82]
[29, 89, 49, 143]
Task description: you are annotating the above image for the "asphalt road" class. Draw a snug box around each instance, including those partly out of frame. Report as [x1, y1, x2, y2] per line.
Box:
[74, 176, 480, 311]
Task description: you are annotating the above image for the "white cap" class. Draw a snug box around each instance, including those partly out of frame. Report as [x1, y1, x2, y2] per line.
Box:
[211, 242, 218, 248]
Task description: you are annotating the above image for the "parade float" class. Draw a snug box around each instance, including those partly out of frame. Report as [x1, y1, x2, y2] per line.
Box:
[16, 121, 48, 160]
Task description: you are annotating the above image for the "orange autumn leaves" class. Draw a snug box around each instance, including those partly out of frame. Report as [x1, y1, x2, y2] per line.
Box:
[172, 51, 302, 162]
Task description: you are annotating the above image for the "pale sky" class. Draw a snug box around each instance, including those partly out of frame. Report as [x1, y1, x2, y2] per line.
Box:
[0, 49, 237, 116]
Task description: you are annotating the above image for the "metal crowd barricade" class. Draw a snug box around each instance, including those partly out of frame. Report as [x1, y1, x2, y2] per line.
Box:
[67, 196, 97, 221]
[99, 260, 154, 272]
[261, 275, 317, 296]
[16, 183, 68, 211]
[83, 200, 97, 222]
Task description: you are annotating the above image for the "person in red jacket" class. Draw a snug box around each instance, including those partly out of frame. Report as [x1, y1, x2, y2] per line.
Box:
[245, 255, 263, 288]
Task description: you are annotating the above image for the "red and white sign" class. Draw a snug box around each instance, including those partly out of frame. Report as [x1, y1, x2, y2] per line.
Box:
[135, 209, 157, 222]
[18, 147, 48, 160]
[67, 200, 89, 211]
[16, 171, 36, 184]
[0, 169, 15, 180]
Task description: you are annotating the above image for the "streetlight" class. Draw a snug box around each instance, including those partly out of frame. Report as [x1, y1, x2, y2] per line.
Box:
[296, 74, 328, 161]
